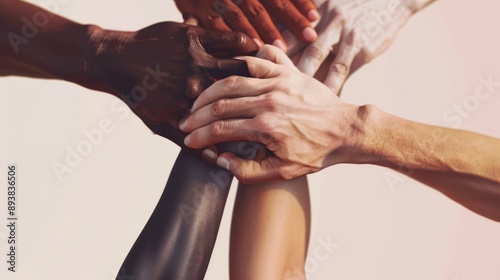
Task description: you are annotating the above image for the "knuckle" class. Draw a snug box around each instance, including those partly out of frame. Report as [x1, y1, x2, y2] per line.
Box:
[221, 76, 240, 91]
[224, 8, 245, 22]
[330, 62, 349, 76]
[332, 8, 347, 23]
[211, 99, 228, 117]
[209, 121, 228, 137]
[272, 0, 292, 14]
[255, 114, 276, 134]
[262, 93, 281, 111]
[276, 168, 291, 181]
[243, 1, 266, 18]
[306, 44, 327, 62]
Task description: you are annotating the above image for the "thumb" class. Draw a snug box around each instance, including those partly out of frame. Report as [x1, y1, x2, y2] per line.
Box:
[205, 57, 251, 79]
[201, 30, 259, 58]
[256, 45, 296, 69]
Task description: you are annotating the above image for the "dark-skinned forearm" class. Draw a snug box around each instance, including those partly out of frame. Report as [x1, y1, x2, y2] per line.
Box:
[0, 0, 102, 89]
[117, 149, 233, 279]
[116, 141, 261, 280]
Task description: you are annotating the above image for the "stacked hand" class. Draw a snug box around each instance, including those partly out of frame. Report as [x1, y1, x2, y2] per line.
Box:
[86, 22, 258, 145]
[175, 0, 320, 51]
[179, 46, 364, 182]
[286, 0, 415, 93]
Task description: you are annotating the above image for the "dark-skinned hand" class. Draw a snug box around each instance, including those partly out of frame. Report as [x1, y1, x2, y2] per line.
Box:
[174, 0, 319, 52]
[85, 22, 258, 146]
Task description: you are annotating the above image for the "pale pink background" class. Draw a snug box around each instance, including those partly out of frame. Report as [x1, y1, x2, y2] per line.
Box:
[0, 0, 499, 279]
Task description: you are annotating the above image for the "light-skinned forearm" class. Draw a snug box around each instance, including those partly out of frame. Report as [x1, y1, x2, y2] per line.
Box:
[356, 105, 500, 221]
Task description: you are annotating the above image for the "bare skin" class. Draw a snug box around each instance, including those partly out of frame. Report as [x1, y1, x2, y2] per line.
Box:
[0, 1, 260, 279]
[0, 0, 258, 145]
[181, 46, 500, 223]
[230, 176, 311, 280]
[224, 48, 313, 280]
[175, 0, 319, 51]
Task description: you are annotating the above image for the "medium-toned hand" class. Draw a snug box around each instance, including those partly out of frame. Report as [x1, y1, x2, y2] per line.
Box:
[174, 0, 319, 52]
[179, 45, 365, 182]
[86, 22, 258, 145]
[284, 0, 415, 93]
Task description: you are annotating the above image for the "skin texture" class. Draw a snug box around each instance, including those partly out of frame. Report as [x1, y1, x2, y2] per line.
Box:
[230, 177, 311, 280]
[0, 1, 261, 278]
[283, 0, 436, 93]
[0, 0, 258, 146]
[226, 2, 434, 276]
[224, 48, 311, 280]
[174, 0, 319, 51]
[182, 46, 500, 223]
[117, 144, 251, 280]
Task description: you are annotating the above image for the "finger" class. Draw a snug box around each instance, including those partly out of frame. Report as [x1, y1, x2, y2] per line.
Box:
[296, 15, 344, 76]
[218, 0, 264, 47]
[181, 95, 265, 133]
[290, 0, 319, 21]
[323, 31, 361, 94]
[282, 29, 306, 57]
[201, 15, 232, 32]
[211, 152, 287, 183]
[201, 30, 259, 57]
[191, 74, 275, 112]
[256, 45, 296, 68]
[184, 119, 258, 149]
[205, 57, 251, 80]
[238, 0, 287, 52]
[262, 0, 317, 43]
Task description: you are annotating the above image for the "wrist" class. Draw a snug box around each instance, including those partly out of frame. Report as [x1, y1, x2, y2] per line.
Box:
[342, 104, 393, 166]
[43, 23, 102, 90]
[80, 25, 135, 95]
[323, 103, 376, 166]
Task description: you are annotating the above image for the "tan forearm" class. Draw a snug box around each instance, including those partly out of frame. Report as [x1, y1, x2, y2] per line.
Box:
[357, 106, 500, 221]
[230, 176, 311, 280]
[360, 106, 500, 181]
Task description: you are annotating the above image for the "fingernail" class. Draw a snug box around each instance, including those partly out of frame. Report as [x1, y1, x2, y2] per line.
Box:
[184, 135, 191, 146]
[272, 39, 287, 52]
[202, 148, 217, 162]
[253, 38, 264, 49]
[303, 27, 317, 42]
[190, 102, 198, 113]
[179, 118, 187, 131]
[308, 10, 320, 21]
[216, 157, 230, 171]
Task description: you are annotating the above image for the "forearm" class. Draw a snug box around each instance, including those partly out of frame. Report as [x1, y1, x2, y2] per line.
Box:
[356, 105, 500, 221]
[0, 0, 98, 88]
[117, 149, 235, 280]
[230, 176, 311, 280]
